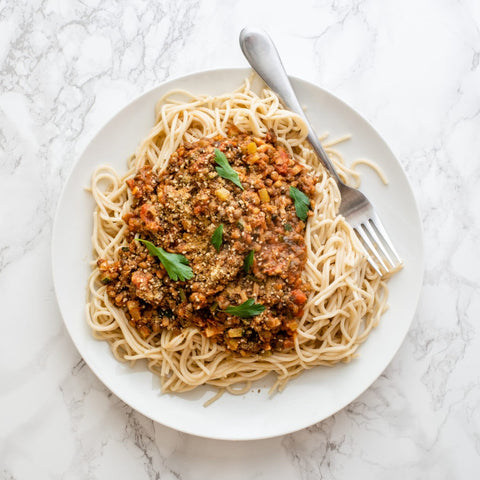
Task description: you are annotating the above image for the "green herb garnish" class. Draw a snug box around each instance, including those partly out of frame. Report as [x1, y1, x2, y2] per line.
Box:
[243, 250, 254, 273]
[211, 224, 224, 252]
[289, 186, 310, 221]
[136, 239, 193, 281]
[222, 298, 265, 318]
[284, 223, 293, 231]
[214, 148, 244, 190]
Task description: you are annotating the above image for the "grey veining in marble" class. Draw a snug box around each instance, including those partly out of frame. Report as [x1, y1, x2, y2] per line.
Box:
[1, 0, 480, 478]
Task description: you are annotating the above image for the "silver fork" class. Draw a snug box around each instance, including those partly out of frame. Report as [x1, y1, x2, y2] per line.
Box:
[239, 27, 401, 276]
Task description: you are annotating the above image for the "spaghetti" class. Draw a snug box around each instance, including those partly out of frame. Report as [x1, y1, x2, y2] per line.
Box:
[87, 78, 390, 398]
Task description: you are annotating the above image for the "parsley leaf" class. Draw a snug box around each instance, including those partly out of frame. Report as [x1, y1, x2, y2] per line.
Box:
[243, 250, 254, 273]
[214, 148, 244, 190]
[289, 186, 311, 221]
[223, 298, 265, 318]
[284, 223, 293, 231]
[211, 224, 224, 252]
[136, 239, 193, 282]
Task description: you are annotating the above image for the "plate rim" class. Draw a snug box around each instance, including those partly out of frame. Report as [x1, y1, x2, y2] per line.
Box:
[51, 67, 424, 440]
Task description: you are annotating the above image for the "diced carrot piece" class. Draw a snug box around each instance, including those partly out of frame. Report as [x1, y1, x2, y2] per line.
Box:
[291, 289, 307, 305]
[258, 188, 270, 203]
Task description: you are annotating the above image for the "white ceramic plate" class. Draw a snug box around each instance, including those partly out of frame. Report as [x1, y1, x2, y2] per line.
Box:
[52, 68, 423, 440]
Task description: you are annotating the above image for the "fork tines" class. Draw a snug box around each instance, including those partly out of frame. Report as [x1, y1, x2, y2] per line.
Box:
[354, 214, 402, 276]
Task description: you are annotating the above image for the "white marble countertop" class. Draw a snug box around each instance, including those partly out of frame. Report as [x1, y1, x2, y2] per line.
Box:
[1, 0, 480, 478]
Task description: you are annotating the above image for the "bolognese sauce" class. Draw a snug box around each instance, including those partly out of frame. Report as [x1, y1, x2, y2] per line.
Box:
[98, 129, 318, 355]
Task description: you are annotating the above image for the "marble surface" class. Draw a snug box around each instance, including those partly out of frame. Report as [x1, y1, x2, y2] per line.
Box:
[1, 0, 479, 478]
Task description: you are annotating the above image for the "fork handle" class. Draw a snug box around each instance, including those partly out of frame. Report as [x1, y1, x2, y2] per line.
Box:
[239, 27, 342, 184]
